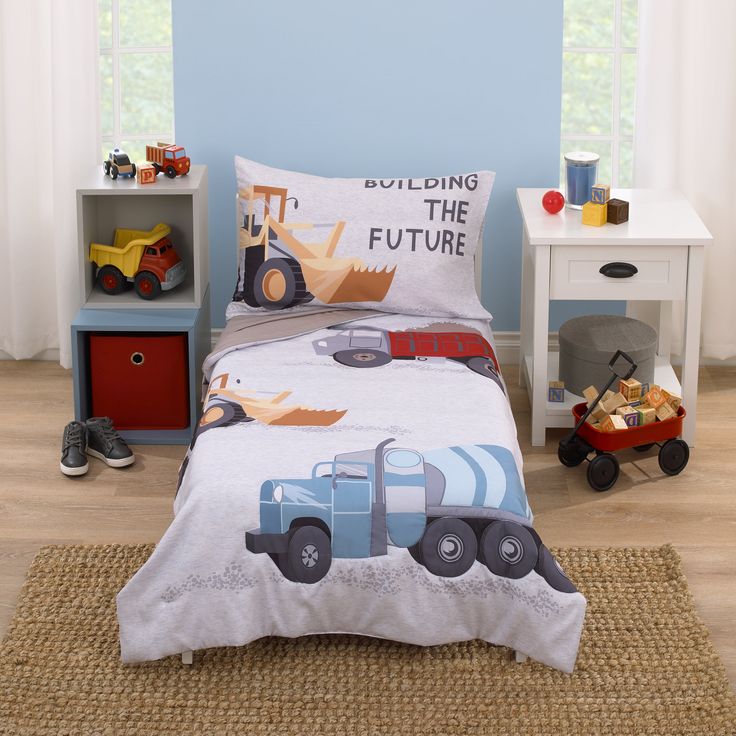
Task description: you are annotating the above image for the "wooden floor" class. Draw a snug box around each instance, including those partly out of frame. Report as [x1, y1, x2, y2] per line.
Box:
[0, 360, 734, 684]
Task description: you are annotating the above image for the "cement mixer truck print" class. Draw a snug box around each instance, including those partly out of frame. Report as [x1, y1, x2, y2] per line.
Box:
[233, 185, 396, 309]
[245, 440, 576, 593]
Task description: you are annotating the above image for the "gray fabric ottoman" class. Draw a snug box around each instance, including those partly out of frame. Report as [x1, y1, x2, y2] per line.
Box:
[558, 315, 657, 396]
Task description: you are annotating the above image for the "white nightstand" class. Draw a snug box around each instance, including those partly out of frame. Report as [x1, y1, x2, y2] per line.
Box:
[516, 188, 712, 447]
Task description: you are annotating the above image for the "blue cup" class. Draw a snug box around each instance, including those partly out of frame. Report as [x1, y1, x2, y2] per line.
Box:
[565, 151, 599, 209]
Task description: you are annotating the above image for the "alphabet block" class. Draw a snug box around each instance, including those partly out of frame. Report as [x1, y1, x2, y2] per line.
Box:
[644, 386, 667, 409]
[600, 414, 628, 432]
[616, 405, 640, 427]
[636, 406, 656, 425]
[582, 201, 608, 227]
[591, 184, 610, 204]
[656, 402, 677, 422]
[136, 164, 157, 185]
[619, 378, 642, 402]
[603, 392, 628, 413]
[583, 385, 599, 404]
[606, 198, 629, 224]
[548, 380, 565, 403]
[662, 389, 682, 411]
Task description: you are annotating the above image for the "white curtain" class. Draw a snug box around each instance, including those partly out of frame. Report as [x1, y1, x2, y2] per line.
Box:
[634, 0, 736, 360]
[0, 0, 99, 367]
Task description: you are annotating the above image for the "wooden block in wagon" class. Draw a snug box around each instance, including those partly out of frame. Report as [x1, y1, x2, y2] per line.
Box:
[616, 405, 640, 427]
[662, 388, 682, 411]
[619, 378, 642, 402]
[644, 385, 667, 409]
[600, 414, 628, 432]
[603, 392, 628, 413]
[656, 402, 677, 422]
[636, 405, 657, 425]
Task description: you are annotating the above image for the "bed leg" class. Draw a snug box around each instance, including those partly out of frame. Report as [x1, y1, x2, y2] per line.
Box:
[181, 650, 193, 665]
[514, 650, 528, 664]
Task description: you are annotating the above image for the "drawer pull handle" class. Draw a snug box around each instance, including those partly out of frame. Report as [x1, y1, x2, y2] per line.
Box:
[599, 261, 638, 279]
[130, 352, 145, 366]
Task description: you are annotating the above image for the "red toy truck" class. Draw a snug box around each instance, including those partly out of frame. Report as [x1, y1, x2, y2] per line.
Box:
[89, 223, 186, 300]
[312, 328, 504, 391]
[145, 142, 191, 178]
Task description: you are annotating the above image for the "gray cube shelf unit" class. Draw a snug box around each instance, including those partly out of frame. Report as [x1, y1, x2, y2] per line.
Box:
[71, 165, 210, 444]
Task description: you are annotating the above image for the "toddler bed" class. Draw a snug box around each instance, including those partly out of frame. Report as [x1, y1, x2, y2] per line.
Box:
[116, 160, 586, 673]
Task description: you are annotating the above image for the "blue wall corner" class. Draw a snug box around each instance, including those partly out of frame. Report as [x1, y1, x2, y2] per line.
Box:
[173, 0, 619, 329]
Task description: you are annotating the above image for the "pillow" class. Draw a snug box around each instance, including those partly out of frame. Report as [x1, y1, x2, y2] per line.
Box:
[230, 156, 494, 319]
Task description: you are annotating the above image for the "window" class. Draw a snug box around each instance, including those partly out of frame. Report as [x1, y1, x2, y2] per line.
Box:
[98, 0, 174, 165]
[560, 0, 638, 187]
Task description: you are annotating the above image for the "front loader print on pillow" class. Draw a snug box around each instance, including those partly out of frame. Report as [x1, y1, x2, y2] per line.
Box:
[232, 157, 495, 319]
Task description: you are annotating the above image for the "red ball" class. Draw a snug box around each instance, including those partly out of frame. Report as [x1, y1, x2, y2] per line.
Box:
[542, 190, 565, 214]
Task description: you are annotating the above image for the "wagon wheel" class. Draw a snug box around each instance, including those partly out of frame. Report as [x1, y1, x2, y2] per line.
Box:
[558, 437, 590, 467]
[586, 453, 620, 492]
[97, 265, 126, 295]
[658, 439, 689, 476]
[633, 443, 655, 452]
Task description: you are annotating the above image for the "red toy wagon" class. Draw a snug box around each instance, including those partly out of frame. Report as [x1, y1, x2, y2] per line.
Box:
[558, 350, 689, 491]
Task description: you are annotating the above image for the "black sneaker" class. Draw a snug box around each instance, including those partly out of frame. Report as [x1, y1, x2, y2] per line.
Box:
[60, 421, 89, 477]
[85, 417, 135, 468]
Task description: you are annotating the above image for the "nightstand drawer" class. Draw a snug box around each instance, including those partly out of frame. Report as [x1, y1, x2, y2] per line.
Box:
[549, 245, 688, 300]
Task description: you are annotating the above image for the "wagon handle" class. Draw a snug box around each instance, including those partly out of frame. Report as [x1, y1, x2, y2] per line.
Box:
[561, 350, 638, 447]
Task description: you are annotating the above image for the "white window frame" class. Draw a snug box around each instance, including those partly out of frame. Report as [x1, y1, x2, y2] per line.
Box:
[99, 0, 174, 151]
[561, 0, 637, 187]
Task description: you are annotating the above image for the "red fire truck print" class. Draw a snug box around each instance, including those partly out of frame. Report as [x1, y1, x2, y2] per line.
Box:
[312, 327, 504, 392]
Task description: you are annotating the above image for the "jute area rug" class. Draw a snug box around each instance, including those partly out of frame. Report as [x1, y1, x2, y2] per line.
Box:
[0, 545, 733, 736]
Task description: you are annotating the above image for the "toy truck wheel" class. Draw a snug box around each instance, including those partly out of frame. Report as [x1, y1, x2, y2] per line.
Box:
[658, 439, 689, 476]
[333, 350, 392, 368]
[419, 518, 477, 578]
[479, 520, 538, 579]
[535, 545, 577, 593]
[103, 161, 110, 175]
[134, 271, 162, 300]
[587, 453, 620, 492]
[165, 165, 177, 178]
[280, 525, 332, 584]
[558, 437, 590, 467]
[198, 401, 251, 434]
[253, 258, 312, 310]
[97, 265, 126, 295]
[110, 165, 118, 180]
[131, 163, 137, 176]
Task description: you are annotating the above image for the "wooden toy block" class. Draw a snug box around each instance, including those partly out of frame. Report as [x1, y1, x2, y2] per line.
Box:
[644, 386, 666, 409]
[582, 201, 608, 227]
[602, 389, 615, 404]
[662, 389, 682, 411]
[136, 164, 157, 185]
[600, 414, 628, 432]
[656, 402, 677, 422]
[548, 381, 565, 402]
[636, 405, 656, 425]
[603, 392, 628, 413]
[619, 378, 642, 402]
[606, 198, 629, 224]
[583, 385, 599, 404]
[628, 400, 641, 408]
[591, 184, 610, 204]
[616, 405, 640, 427]
[590, 403, 609, 422]
[640, 382, 650, 395]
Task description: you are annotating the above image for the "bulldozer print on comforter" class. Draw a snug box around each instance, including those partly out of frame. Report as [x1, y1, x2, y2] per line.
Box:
[233, 185, 396, 310]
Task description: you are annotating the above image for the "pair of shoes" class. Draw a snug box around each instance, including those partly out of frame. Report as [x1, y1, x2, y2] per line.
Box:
[60, 417, 135, 477]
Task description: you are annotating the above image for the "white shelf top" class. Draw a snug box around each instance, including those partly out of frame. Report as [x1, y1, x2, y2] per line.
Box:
[77, 164, 206, 195]
[516, 188, 712, 247]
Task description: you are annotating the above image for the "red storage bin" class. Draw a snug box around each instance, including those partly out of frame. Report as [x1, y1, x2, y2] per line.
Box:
[89, 333, 189, 430]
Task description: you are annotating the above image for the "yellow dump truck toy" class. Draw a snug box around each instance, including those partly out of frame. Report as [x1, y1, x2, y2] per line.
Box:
[88, 223, 186, 300]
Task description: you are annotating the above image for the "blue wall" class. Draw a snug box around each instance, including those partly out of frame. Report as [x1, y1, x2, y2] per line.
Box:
[174, 0, 601, 329]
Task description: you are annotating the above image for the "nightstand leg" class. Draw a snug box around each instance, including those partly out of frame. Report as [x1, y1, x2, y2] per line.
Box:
[681, 247, 704, 447]
[531, 245, 550, 447]
[519, 229, 532, 387]
[181, 650, 193, 665]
